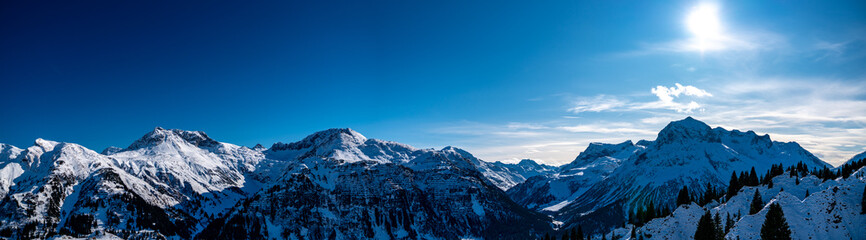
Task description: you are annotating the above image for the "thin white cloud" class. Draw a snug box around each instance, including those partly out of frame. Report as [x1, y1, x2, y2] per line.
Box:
[569, 95, 627, 113]
[558, 125, 658, 135]
[507, 122, 549, 130]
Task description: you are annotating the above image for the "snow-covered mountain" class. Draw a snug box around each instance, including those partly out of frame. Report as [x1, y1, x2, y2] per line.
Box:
[0, 128, 552, 239]
[197, 128, 552, 239]
[0, 127, 281, 239]
[511, 117, 832, 233]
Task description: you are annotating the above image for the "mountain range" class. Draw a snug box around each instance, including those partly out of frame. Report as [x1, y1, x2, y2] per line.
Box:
[0, 117, 862, 239]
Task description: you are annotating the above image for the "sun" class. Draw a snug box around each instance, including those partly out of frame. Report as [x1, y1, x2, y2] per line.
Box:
[686, 3, 723, 51]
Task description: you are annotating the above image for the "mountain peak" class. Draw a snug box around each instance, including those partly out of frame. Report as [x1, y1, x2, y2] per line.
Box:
[127, 127, 220, 150]
[270, 128, 366, 152]
[252, 143, 266, 151]
[517, 159, 540, 166]
[655, 117, 720, 144]
[34, 138, 60, 150]
[101, 146, 124, 155]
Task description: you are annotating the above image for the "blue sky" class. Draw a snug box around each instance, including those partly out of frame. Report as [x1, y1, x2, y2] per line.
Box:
[1, 1, 864, 166]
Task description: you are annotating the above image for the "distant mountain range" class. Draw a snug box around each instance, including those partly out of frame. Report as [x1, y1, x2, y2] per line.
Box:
[0, 117, 863, 239]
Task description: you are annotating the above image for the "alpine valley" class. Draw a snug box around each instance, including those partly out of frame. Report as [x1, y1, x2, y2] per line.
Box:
[0, 117, 863, 240]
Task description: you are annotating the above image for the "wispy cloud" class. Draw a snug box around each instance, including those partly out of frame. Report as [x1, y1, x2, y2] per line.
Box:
[569, 95, 628, 113]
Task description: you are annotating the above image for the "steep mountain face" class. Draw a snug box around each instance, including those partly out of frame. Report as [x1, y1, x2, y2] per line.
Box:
[507, 141, 643, 211]
[0, 139, 116, 239]
[57, 167, 196, 238]
[518, 117, 831, 233]
[197, 129, 552, 239]
[0, 143, 24, 198]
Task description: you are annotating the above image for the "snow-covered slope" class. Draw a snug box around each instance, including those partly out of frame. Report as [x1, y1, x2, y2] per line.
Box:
[196, 128, 553, 239]
[542, 117, 831, 233]
[631, 167, 865, 240]
[0, 143, 24, 198]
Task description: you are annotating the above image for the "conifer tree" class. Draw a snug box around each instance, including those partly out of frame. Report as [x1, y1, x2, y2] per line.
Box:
[576, 226, 584, 240]
[748, 167, 759, 186]
[562, 231, 569, 240]
[713, 213, 723, 240]
[749, 189, 763, 215]
[804, 189, 810, 198]
[646, 201, 655, 222]
[727, 171, 740, 198]
[677, 186, 691, 206]
[694, 210, 722, 240]
[760, 203, 792, 240]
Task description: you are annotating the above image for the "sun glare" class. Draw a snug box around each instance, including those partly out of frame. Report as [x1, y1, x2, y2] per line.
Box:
[686, 3, 723, 52]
